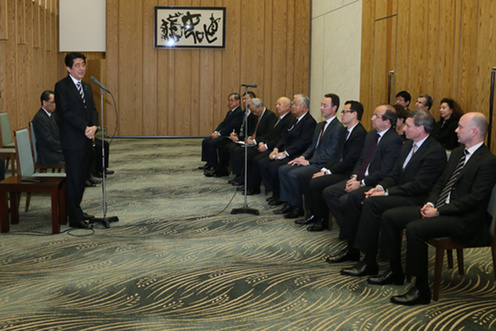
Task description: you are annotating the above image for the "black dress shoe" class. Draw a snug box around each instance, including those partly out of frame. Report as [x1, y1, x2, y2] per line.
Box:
[307, 219, 327, 231]
[368, 270, 405, 285]
[273, 204, 291, 214]
[90, 177, 102, 184]
[236, 185, 245, 191]
[85, 179, 96, 187]
[246, 188, 261, 195]
[198, 164, 208, 170]
[326, 249, 360, 263]
[266, 196, 276, 202]
[83, 212, 95, 220]
[390, 287, 431, 306]
[214, 170, 229, 177]
[341, 262, 379, 277]
[69, 220, 93, 229]
[204, 168, 216, 177]
[268, 198, 283, 206]
[228, 176, 240, 185]
[105, 169, 115, 175]
[295, 214, 315, 225]
[284, 207, 304, 219]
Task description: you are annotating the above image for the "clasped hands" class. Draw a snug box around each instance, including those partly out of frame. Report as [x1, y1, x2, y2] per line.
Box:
[85, 126, 97, 139]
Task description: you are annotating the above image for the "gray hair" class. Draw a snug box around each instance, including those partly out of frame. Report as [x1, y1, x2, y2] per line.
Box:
[411, 109, 435, 133]
[294, 94, 310, 109]
[249, 98, 264, 108]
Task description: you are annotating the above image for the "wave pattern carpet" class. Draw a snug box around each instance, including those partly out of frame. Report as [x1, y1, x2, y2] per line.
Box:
[1, 138, 495, 330]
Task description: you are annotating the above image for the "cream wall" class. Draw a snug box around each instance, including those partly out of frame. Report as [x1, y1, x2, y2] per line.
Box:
[310, 0, 362, 119]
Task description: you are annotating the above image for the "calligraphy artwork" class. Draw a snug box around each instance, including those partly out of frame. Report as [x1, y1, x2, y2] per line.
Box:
[155, 7, 226, 48]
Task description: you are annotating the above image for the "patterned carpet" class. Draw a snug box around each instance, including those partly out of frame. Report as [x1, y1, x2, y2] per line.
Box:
[0, 138, 495, 330]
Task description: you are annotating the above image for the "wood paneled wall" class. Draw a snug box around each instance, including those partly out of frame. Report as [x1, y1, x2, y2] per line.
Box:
[0, 0, 61, 134]
[360, 0, 496, 152]
[105, 0, 311, 136]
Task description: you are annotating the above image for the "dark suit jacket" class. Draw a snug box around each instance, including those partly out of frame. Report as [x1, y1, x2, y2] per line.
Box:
[427, 144, 496, 244]
[302, 117, 346, 167]
[378, 135, 447, 204]
[215, 106, 244, 136]
[250, 109, 276, 143]
[353, 127, 403, 186]
[32, 108, 64, 165]
[275, 112, 317, 157]
[54, 76, 99, 150]
[323, 122, 367, 177]
[261, 113, 294, 150]
[432, 117, 460, 150]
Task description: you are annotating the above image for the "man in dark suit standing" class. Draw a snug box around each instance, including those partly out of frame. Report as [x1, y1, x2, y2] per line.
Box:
[258, 94, 317, 205]
[244, 97, 294, 193]
[200, 93, 243, 174]
[374, 112, 496, 305]
[299, 100, 367, 230]
[55, 52, 99, 229]
[32, 90, 64, 165]
[339, 110, 447, 277]
[276, 93, 345, 219]
[324, 104, 403, 263]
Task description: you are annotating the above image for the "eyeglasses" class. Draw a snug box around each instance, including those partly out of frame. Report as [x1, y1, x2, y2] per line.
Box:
[291, 102, 301, 107]
[341, 110, 355, 114]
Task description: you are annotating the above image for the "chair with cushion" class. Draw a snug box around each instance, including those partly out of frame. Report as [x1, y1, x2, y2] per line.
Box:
[427, 184, 496, 301]
[0, 129, 66, 234]
[0, 112, 16, 175]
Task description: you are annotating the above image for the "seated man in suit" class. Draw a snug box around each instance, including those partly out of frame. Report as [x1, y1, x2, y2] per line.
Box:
[259, 94, 316, 204]
[298, 100, 367, 231]
[373, 112, 496, 305]
[32, 90, 64, 165]
[243, 97, 294, 193]
[200, 92, 243, 174]
[339, 110, 447, 277]
[324, 104, 403, 264]
[275, 93, 345, 219]
[226, 98, 276, 191]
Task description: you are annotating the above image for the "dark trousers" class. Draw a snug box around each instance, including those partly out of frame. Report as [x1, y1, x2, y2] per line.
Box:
[230, 144, 259, 176]
[201, 136, 228, 168]
[303, 173, 346, 218]
[247, 151, 270, 190]
[323, 181, 371, 246]
[257, 156, 294, 197]
[381, 206, 474, 279]
[0, 157, 5, 181]
[63, 146, 91, 224]
[354, 196, 420, 265]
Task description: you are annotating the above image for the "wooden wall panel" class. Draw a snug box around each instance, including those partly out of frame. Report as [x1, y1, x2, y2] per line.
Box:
[104, 0, 310, 136]
[361, 0, 496, 152]
[0, 0, 60, 137]
[0, 0, 7, 40]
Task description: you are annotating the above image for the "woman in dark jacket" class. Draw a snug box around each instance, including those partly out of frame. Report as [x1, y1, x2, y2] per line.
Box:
[431, 98, 463, 150]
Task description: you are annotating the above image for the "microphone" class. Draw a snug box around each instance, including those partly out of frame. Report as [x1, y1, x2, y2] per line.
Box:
[90, 76, 110, 93]
[241, 84, 258, 88]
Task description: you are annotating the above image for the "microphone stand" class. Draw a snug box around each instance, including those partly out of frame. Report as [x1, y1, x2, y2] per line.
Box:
[91, 85, 119, 228]
[231, 85, 259, 215]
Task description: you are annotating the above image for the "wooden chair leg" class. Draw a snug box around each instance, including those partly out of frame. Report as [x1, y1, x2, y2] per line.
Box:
[25, 192, 31, 212]
[456, 249, 465, 275]
[433, 246, 444, 301]
[447, 249, 454, 268]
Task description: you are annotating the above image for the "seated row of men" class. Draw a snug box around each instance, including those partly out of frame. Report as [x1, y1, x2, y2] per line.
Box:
[199, 91, 496, 306]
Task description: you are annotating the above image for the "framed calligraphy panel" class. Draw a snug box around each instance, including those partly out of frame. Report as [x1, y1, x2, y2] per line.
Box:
[154, 6, 226, 48]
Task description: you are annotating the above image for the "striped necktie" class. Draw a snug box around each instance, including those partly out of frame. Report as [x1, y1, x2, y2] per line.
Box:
[436, 149, 469, 208]
[76, 82, 86, 104]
